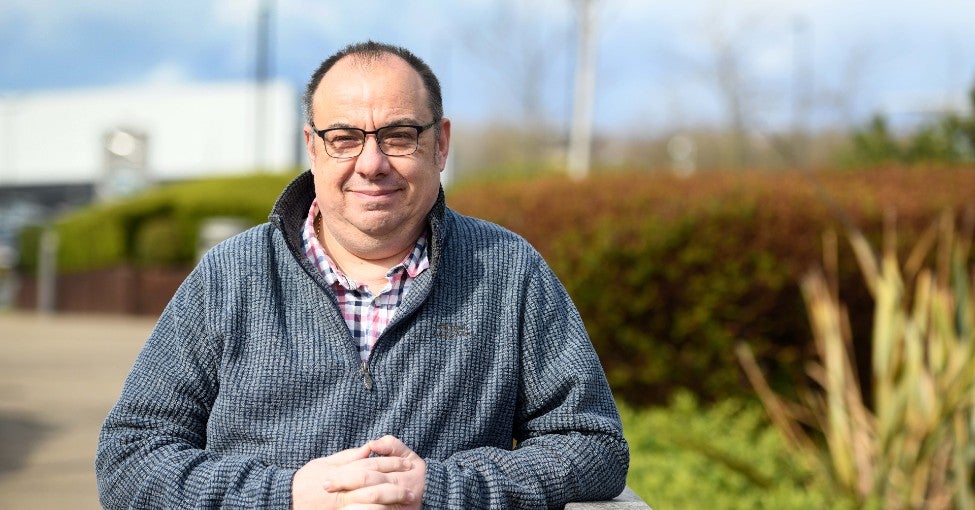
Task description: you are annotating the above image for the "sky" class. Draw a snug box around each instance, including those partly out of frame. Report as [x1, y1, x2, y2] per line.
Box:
[1, 0, 973, 135]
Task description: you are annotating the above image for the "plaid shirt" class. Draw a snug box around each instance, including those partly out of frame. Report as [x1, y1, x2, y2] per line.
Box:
[302, 199, 430, 362]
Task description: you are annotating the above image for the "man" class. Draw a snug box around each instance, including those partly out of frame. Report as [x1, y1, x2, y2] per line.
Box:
[96, 41, 628, 509]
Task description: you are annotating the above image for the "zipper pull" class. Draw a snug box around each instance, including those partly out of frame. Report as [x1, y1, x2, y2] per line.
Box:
[360, 361, 374, 391]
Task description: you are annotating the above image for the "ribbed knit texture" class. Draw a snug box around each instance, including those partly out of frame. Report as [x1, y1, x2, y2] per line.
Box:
[95, 171, 629, 509]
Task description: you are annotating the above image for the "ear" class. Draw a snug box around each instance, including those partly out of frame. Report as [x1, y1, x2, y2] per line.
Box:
[435, 118, 451, 172]
[304, 125, 318, 169]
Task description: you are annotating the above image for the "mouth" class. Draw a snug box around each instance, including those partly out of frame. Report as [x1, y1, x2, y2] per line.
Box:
[351, 188, 399, 196]
[349, 187, 401, 198]
[347, 188, 403, 206]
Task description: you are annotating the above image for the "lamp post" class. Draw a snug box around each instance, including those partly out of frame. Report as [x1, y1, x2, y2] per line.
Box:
[567, 0, 599, 180]
[254, 0, 274, 172]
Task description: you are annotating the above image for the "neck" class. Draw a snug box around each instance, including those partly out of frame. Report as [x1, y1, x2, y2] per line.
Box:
[315, 213, 418, 285]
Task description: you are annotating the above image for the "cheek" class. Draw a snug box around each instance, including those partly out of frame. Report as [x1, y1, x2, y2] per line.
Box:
[313, 162, 353, 188]
[310, 165, 324, 187]
[413, 168, 442, 200]
[311, 167, 336, 198]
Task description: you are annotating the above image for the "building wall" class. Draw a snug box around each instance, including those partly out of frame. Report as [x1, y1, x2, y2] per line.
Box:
[0, 81, 303, 310]
[0, 80, 301, 187]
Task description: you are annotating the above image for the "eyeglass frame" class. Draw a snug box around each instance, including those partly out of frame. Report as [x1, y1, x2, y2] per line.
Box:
[309, 120, 439, 159]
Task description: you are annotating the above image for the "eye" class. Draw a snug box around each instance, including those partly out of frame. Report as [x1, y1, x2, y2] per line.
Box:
[325, 130, 362, 146]
[380, 127, 416, 146]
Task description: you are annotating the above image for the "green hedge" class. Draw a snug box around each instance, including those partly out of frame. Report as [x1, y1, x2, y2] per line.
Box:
[18, 171, 298, 274]
[621, 392, 861, 509]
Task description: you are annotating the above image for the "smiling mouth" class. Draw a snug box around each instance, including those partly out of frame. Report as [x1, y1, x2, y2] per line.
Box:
[350, 188, 400, 197]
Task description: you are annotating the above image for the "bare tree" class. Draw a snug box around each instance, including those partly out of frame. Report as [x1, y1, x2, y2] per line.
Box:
[700, 13, 765, 169]
[821, 45, 871, 130]
[455, 1, 572, 174]
[459, 1, 570, 125]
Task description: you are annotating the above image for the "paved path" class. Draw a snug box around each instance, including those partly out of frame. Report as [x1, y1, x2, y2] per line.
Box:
[0, 312, 155, 509]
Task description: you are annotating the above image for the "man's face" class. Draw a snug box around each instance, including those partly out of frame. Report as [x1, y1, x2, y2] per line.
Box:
[304, 54, 449, 256]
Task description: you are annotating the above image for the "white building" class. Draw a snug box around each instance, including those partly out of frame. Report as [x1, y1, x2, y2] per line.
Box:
[0, 80, 301, 202]
[0, 80, 303, 308]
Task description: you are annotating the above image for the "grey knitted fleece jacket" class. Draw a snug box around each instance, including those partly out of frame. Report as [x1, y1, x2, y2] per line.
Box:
[95, 171, 629, 509]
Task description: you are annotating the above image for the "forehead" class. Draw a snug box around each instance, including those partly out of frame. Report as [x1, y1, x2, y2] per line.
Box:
[312, 54, 429, 123]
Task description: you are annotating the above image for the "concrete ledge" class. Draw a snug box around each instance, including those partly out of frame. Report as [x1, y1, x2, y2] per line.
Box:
[565, 487, 651, 509]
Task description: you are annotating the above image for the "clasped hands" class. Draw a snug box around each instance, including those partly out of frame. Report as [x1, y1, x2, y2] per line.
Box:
[292, 435, 426, 510]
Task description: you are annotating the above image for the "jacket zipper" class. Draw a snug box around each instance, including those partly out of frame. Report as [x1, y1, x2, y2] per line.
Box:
[360, 361, 374, 391]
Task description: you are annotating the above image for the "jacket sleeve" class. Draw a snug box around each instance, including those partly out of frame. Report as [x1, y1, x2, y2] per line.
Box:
[94, 267, 295, 510]
[422, 260, 630, 509]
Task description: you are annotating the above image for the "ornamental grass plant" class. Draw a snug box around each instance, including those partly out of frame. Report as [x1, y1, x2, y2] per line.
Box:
[738, 211, 975, 509]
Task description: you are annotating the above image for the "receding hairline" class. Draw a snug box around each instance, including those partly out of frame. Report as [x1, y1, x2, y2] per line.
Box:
[320, 51, 423, 87]
[309, 53, 431, 123]
[333, 48, 404, 70]
[303, 41, 444, 126]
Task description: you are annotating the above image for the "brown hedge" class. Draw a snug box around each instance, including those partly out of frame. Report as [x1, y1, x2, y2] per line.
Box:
[447, 166, 975, 405]
[22, 167, 974, 406]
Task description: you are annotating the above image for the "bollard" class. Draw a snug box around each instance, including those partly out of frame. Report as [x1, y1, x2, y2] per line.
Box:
[37, 227, 58, 313]
[197, 217, 249, 261]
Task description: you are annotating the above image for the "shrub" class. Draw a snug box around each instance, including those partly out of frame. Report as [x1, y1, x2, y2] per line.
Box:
[553, 202, 803, 404]
[134, 216, 186, 267]
[19, 171, 298, 274]
[54, 202, 130, 273]
[449, 167, 975, 405]
[621, 392, 858, 509]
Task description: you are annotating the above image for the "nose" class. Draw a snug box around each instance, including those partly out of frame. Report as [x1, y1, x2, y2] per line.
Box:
[354, 134, 390, 179]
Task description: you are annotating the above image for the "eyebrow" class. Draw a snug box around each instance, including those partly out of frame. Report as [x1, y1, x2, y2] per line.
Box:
[317, 117, 424, 131]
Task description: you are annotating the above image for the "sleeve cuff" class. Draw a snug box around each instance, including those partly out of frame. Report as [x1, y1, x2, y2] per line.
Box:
[421, 458, 447, 507]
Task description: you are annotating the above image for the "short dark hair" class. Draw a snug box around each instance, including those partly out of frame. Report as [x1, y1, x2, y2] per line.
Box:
[302, 41, 443, 126]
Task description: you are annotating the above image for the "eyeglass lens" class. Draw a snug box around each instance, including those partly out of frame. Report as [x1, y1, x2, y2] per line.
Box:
[323, 126, 421, 158]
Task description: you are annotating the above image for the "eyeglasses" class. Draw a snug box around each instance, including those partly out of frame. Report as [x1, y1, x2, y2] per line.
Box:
[310, 121, 438, 159]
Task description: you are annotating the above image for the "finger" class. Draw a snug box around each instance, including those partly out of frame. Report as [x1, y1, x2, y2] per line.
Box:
[322, 444, 372, 466]
[357, 454, 413, 473]
[323, 456, 413, 491]
[336, 484, 416, 507]
[323, 469, 396, 492]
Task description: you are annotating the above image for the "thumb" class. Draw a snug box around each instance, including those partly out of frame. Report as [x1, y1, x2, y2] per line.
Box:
[366, 435, 411, 458]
